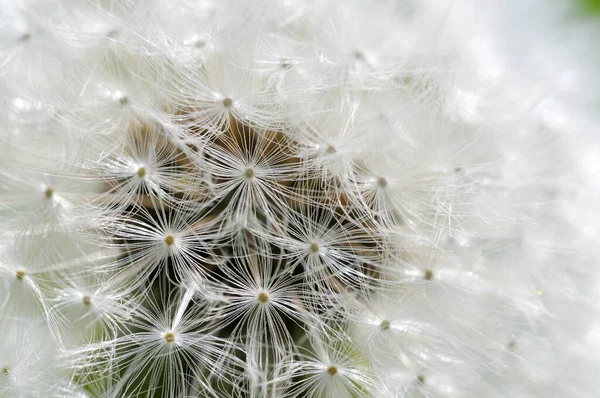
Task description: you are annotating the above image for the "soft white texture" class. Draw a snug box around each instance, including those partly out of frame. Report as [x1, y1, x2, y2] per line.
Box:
[1, 0, 600, 397]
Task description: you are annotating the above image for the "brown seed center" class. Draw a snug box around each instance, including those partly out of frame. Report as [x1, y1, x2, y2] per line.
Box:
[164, 235, 175, 246]
[380, 320, 390, 331]
[82, 296, 92, 305]
[164, 332, 175, 343]
[136, 167, 146, 178]
[280, 59, 292, 70]
[244, 168, 255, 179]
[223, 97, 233, 108]
[327, 366, 338, 376]
[16, 270, 25, 280]
[424, 269, 434, 280]
[309, 243, 320, 254]
[44, 187, 54, 199]
[352, 49, 365, 60]
[257, 292, 269, 303]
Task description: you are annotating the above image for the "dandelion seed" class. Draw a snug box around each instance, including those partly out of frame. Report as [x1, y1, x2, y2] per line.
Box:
[244, 167, 255, 179]
[380, 320, 390, 331]
[309, 242, 320, 254]
[279, 59, 293, 70]
[257, 291, 269, 304]
[19, 32, 31, 42]
[164, 332, 175, 343]
[164, 234, 175, 246]
[352, 50, 365, 61]
[424, 269, 433, 280]
[136, 167, 146, 179]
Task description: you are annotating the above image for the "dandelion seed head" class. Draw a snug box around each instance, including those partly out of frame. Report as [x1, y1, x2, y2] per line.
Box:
[1, 1, 598, 397]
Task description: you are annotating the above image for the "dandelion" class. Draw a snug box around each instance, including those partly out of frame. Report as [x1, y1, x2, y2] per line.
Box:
[88, 117, 201, 208]
[288, 335, 374, 398]
[0, 317, 78, 398]
[99, 200, 219, 284]
[1, 0, 600, 397]
[207, 248, 308, 366]
[69, 286, 240, 397]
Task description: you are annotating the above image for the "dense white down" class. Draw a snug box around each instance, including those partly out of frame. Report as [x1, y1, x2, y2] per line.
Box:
[1, 0, 599, 397]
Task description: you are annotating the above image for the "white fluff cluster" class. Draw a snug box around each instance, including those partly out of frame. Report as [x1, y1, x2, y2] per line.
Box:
[1, 0, 600, 397]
